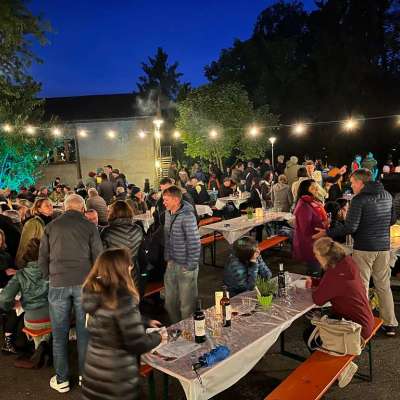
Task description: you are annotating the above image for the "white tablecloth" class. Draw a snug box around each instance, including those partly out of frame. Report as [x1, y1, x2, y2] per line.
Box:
[215, 193, 251, 210]
[198, 212, 293, 244]
[196, 205, 213, 217]
[132, 213, 154, 232]
[144, 273, 314, 400]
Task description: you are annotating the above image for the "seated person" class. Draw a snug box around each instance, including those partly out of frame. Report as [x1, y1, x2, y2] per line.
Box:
[0, 238, 50, 355]
[0, 228, 14, 288]
[187, 177, 210, 205]
[305, 237, 375, 387]
[224, 236, 272, 297]
[218, 178, 234, 198]
[127, 187, 148, 215]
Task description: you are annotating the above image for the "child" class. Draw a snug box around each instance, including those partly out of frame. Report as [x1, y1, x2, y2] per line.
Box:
[81, 248, 166, 399]
[224, 236, 272, 297]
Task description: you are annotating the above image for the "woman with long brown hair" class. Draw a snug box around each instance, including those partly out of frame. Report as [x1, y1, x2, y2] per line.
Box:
[81, 248, 165, 400]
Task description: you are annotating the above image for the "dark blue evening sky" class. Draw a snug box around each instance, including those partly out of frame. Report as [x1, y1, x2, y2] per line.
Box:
[30, 1, 316, 98]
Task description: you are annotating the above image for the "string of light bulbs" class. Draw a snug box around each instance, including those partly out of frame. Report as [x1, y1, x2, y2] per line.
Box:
[1, 113, 400, 140]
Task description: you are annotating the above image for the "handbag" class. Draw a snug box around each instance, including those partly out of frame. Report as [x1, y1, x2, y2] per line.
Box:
[307, 315, 364, 356]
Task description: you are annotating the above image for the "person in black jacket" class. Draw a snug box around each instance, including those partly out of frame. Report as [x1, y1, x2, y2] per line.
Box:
[101, 201, 143, 291]
[82, 248, 165, 400]
[187, 177, 210, 205]
[314, 169, 398, 336]
[244, 161, 259, 192]
[98, 173, 115, 205]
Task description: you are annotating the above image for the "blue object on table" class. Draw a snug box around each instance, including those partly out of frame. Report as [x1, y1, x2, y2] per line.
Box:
[193, 345, 231, 371]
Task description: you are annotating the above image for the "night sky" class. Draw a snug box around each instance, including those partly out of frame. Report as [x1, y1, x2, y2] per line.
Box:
[30, 0, 316, 98]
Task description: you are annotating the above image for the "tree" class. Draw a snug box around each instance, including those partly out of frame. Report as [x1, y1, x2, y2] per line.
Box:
[0, 0, 53, 189]
[204, 0, 400, 163]
[136, 47, 188, 111]
[175, 83, 279, 170]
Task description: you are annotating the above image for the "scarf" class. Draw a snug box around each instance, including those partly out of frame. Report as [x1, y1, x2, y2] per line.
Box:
[300, 195, 328, 225]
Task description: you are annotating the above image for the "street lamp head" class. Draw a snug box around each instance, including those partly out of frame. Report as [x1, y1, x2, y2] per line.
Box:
[153, 118, 164, 129]
[52, 127, 62, 136]
[107, 130, 116, 139]
[269, 136, 276, 145]
[25, 125, 36, 134]
[209, 129, 218, 139]
[249, 126, 259, 137]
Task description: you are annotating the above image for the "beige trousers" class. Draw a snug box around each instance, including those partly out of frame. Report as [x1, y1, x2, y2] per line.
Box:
[352, 250, 398, 327]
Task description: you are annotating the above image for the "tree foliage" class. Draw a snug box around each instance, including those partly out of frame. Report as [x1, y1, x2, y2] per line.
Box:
[205, 0, 400, 162]
[176, 83, 279, 169]
[0, 0, 53, 189]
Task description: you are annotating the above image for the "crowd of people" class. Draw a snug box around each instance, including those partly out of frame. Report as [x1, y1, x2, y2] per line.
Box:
[0, 152, 399, 397]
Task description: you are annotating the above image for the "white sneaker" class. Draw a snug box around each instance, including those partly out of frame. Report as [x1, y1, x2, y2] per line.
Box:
[50, 375, 70, 393]
[338, 361, 358, 388]
[79, 376, 82, 387]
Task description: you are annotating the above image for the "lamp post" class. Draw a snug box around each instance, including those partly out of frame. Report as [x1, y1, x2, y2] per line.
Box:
[153, 116, 163, 186]
[269, 136, 276, 170]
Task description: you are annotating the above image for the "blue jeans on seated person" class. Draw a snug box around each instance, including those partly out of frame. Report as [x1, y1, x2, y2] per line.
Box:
[49, 285, 88, 383]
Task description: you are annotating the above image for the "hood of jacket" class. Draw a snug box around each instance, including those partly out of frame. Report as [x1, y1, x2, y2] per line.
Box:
[286, 156, 298, 168]
[19, 261, 44, 282]
[109, 217, 133, 227]
[273, 182, 289, 193]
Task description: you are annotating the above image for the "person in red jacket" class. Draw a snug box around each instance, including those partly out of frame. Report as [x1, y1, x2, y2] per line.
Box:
[293, 179, 328, 276]
[306, 237, 375, 388]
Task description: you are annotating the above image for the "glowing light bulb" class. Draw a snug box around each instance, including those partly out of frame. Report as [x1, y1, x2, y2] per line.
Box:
[343, 118, 358, 131]
[25, 125, 36, 134]
[269, 136, 276, 145]
[293, 123, 306, 135]
[249, 126, 259, 137]
[52, 127, 61, 136]
[138, 130, 146, 138]
[78, 129, 87, 138]
[173, 130, 181, 139]
[3, 123, 13, 132]
[107, 130, 116, 139]
[209, 129, 218, 139]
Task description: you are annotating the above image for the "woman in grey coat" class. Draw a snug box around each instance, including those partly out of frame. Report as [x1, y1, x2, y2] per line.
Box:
[271, 174, 293, 212]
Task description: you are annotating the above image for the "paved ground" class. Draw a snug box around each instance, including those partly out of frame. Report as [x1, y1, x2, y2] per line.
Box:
[1, 241, 399, 399]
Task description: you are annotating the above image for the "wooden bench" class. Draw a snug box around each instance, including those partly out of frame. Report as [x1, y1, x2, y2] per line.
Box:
[139, 364, 168, 400]
[198, 216, 222, 227]
[143, 281, 164, 298]
[201, 232, 224, 266]
[259, 235, 288, 252]
[265, 317, 383, 400]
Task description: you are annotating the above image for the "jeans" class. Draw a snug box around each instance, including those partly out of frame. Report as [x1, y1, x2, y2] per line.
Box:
[164, 261, 198, 324]
[49, 285, 88, 382]
[352, 250, 398, 327]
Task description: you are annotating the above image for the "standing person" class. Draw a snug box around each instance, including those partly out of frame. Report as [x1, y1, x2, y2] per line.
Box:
[275, 155, 286, 177]
[168, 162, 179, 184]
[85, 172, 97, 189]
[305, 160, 327, 202]
[314, 169, 398, 336]
[271, 174, 293, 212]
[98, 173, 115, 205]
[103, 164, 114, 182]
[126, 186, 148, 215]
[81, 248, 164, 400]
[259, 158, 273, 178]
[163, 186, 201, 323]
[362, 152, 379, 181]
[291, 167, 309, 201]
[231, 162, 245, 187]
[284, 156, 300, 187]
[260, 171, 274, 209]
[15, 198, 53, 267]
[293, 179, 328, 276]
[351, 155, 362, 172]
[39, 194, 103, 393]
[244, 161, 259, 192]
[101, 201, 143, 291]
[86, 188, 108, 226]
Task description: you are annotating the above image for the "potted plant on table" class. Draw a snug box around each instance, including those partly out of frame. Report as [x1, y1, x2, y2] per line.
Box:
[255, 277, 277, 308]
[246, 207, 254, 220]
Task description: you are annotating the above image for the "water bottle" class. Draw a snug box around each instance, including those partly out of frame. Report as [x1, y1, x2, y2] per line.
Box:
[192, 345, 231, 370]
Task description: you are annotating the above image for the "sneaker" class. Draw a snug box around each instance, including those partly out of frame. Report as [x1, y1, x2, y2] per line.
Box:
[338, 361, 358, 388]
[79, 376, 82, 387]
[382, 325, 396, 336]
[50, 375, 70, 393]
[2, 335, 17, 354]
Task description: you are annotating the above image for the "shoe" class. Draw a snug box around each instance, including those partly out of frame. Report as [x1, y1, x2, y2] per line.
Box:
[2, 335, 17, 354]
[382, 325, 396, 336]
[79, 376, 82, 387]
[50, 375, 70, 393]
[338, 361, 358, 388]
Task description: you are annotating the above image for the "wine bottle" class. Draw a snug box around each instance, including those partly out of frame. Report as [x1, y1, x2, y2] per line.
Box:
[194, 299, 206, 343]
[278, 263, 286, 297]
[220, 286, 231, 327]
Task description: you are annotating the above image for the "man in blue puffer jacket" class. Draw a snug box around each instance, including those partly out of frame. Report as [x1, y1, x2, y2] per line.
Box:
[163, 186, 201, 323]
